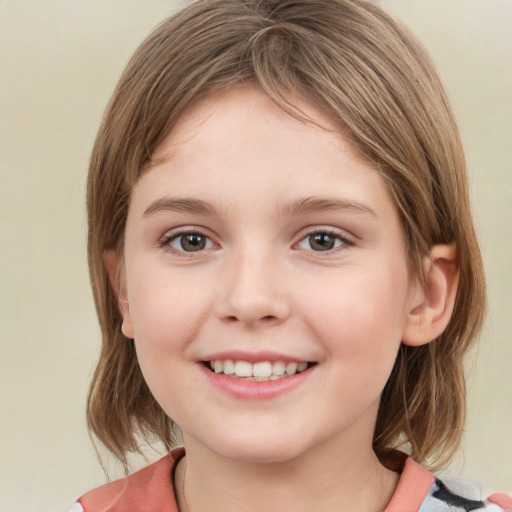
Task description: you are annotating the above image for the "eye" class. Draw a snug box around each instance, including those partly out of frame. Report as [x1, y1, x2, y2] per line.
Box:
[296, 231, 348, 252]
[163, 230, 215, 253]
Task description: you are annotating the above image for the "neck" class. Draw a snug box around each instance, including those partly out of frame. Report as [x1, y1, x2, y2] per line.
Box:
[175, 434, 399, 512]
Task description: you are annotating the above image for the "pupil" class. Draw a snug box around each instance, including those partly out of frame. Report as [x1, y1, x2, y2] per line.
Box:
[181, 234, 205, 252]
[310, 233, 335, 251]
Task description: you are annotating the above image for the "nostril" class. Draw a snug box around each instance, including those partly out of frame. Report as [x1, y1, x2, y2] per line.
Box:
[224, 314, 276, 323]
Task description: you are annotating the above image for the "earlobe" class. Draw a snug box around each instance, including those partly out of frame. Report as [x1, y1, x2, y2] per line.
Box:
[402, 244, 459, 347]
[103, 250, 134, 339]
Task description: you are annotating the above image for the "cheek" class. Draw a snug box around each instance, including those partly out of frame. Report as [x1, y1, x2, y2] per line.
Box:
[125, 270, 209, 384]
[128, 267, 201, 341]
[302, 265, 409, 370]
[127, 277, 206, 417]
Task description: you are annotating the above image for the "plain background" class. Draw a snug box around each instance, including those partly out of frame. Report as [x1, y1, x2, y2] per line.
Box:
[0, 1, 510, 510]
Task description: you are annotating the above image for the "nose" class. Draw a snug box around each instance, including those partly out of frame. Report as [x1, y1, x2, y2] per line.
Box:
[214, 251, 291, 327]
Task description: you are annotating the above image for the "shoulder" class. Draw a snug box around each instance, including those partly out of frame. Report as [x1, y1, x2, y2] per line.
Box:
[383, 453, 511, 512]
[68, 448, 184, 512]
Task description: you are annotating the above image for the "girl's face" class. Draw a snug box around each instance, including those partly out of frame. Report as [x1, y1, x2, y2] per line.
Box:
[119, 86, 422, 463]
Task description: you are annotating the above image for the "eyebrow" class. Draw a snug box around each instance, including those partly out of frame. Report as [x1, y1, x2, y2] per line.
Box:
[278, 196, 377, 218]
[143, 195, 377, 219]
[143, 197, 220, 217]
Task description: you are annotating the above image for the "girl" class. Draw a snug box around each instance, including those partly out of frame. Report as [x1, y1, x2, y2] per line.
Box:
[71, 0, 511, 510]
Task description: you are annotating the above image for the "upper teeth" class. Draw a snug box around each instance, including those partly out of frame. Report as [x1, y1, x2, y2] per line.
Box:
[209, 360, 308, 380]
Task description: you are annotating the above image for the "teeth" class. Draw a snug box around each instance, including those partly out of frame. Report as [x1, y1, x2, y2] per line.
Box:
[207, 359, 311, 380]
[234, 360, 252, 377]
[253, 361, 272, 377]
[223, 359, 235, 375]
[272, 361, 285, 376]
[285, 362, 298, 375]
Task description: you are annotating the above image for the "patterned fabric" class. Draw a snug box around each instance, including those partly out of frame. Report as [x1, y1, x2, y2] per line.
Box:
[68, 449, 511, 512]
[419, 480, 512, 511]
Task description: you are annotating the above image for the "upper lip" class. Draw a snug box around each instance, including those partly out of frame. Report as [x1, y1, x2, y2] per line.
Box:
[200, 350, 312, 364]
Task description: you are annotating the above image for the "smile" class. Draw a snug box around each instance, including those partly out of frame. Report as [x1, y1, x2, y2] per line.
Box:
[206, 360, 313, 381]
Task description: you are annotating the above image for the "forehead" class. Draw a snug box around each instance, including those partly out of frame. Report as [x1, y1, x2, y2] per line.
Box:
[132, 86, 396, 224]
[147, 86, 363, 174]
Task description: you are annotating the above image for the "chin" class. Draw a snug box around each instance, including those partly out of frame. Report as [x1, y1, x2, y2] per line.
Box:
[207, 431, 311, 465]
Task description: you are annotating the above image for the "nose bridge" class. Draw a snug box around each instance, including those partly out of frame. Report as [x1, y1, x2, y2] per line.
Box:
[216, 244, 289, 326]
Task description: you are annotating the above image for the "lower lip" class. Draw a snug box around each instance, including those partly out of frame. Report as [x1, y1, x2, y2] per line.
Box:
[200, 364, 316, 400]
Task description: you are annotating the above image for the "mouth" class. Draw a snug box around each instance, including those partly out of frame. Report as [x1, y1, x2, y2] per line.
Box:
[203, 359, 316, 381]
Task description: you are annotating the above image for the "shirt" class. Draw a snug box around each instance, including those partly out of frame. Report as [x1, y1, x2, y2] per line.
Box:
[69, 448, 511, 512]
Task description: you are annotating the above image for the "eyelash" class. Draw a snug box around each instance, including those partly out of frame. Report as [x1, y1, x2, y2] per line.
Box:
[294, 228, 355, 254]
[159, 228, 216, 258]
[158, 227, 355, 257]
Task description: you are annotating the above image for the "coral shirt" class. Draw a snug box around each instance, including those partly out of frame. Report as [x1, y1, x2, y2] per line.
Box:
[70, 448, 511, 512]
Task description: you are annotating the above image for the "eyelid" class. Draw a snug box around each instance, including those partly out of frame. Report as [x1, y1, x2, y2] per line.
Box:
[159, 226, 219, 257]
[157, 225, 355, 257]
[293, 226, 356, 253]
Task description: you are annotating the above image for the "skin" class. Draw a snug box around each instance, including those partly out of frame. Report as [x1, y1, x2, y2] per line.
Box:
[112, 86, 458, 512]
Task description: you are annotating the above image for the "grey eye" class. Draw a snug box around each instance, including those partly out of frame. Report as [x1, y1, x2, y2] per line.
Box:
[297, 232, 344, 252]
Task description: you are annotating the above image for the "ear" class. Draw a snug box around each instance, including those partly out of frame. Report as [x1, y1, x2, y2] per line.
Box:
[402, 244, 459, 347]
[103, 250, 134, 339]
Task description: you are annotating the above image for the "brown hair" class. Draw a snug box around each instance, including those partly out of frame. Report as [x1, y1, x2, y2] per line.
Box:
[86, 0, 486, 469]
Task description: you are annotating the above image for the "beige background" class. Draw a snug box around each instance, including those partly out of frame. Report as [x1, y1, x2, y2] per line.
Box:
[0, 1, 510, 511]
